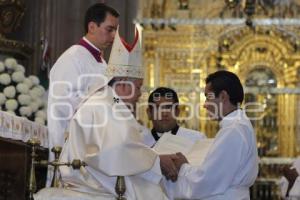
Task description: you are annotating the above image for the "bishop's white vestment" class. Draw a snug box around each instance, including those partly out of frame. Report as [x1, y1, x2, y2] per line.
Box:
[57, 86, 168, 200]
[165, 109, 259, 200]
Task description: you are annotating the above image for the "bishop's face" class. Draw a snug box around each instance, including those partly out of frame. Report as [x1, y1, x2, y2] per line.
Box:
[120, 78, 143, 108]
[203, 83, 223, 121]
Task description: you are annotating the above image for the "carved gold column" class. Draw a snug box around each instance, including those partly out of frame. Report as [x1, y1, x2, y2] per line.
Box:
[278, 93, 297, 156]
[296, 95, 300, 154]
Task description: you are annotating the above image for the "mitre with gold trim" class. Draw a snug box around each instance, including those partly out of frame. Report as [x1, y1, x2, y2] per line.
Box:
[106, 26, 143, 79]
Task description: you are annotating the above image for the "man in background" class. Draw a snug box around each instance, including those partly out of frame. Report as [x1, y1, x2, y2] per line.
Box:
[142, 87, 206, 147]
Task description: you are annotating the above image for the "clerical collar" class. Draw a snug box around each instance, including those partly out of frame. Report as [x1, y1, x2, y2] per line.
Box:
[220, 109, 244, 128]
[78, 37, 102, 63]
[224, 108, 239, 118]
[151, 124, 180, 141]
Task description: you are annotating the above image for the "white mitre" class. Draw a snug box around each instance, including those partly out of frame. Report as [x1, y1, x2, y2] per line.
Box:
[106, 26, 143, 79]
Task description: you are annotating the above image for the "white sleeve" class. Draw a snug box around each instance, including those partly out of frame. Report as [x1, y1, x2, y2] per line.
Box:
[198, 131, 207, 139]
[138, 156, 162, 184]
[48, 57, 84, 148]
[279, 176, 289, 198]
[47, 56, 82, 148]
[49, 56, 85, 109]
[166, 129, 246, 199]
[76, 104, 159, 177]
[140, 126, 156, 147]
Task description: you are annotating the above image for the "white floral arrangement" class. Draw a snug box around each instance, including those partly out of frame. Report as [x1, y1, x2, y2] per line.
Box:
[0, 57, 47, 125]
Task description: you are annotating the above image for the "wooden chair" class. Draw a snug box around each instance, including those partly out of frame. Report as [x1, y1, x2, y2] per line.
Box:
[27, 139, 126, 200]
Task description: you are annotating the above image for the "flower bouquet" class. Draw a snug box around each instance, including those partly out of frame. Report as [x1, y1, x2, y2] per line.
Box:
[0, 57, 47, 125]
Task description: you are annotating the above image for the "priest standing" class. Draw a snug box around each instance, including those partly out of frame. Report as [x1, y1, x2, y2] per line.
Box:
[47, 3, 119, 163]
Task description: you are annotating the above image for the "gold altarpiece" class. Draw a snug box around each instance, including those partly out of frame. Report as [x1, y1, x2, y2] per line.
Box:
[137, 0, 300, 157]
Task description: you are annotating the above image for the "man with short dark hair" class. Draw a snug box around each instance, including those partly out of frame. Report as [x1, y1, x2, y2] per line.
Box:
[165, 70, 259, 200]
[46, 3, 119, 186]
[143, 87, 206, 147]
[47, 3, 119, 155]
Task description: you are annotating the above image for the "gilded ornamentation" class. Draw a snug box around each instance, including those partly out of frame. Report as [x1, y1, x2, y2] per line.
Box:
[141, 0, 300, 157]
[0, 33, 32, 59]
[141, 0, 300, 19]
[0, 0, 31, 60]
[216, 26, 300, 156]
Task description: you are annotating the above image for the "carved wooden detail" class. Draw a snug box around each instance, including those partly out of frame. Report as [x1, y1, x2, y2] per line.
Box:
[0, 137, 48, 200]
[0, 34, 32, 60]
[0, 0, 25, 35]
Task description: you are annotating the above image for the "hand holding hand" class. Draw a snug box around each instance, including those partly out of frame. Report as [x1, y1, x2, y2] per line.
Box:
[159, 154, 179, 182]
[173, 152, 188, 170]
